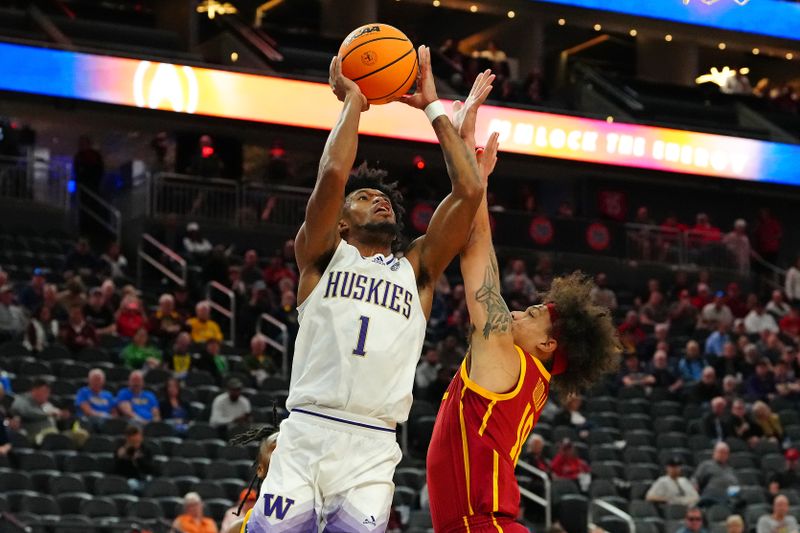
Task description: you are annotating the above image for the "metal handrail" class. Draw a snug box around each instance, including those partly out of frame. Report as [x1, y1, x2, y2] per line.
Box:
[206, 281, 236, 346]
[590, 499, 636, 533]
[517, 460, 552, 529]
[136, 233, 187, 288]
[77, 185, 121, 242]
[573, 62, 645, 112]
[257, 312, 289, 380]
[155, 172, 239, 187]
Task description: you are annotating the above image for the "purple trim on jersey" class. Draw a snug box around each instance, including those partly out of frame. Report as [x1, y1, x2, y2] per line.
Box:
[248, 508, 318, 533]
[322, 508, 388, 532]
[292, 408, 396, 433]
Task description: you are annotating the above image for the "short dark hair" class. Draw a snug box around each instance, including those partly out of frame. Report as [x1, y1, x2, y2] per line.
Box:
[543, 271, 621, 397]
[31, 378, 50, 389]
[124, 425, 142, 437]
[343, 163, 406, 254]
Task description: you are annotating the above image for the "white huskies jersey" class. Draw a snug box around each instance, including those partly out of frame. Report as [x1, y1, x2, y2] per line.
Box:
[286, 239, 427, 425]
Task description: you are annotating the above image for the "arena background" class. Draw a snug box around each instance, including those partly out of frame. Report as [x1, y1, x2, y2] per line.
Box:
[1, 0, 800, 532]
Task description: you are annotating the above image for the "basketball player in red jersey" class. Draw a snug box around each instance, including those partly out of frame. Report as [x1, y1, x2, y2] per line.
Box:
[426, 120, 620, 532]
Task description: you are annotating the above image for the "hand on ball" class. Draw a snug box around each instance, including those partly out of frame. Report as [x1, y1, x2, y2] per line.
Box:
[329, 55, 369, 112]
[399, 45, 438, 110]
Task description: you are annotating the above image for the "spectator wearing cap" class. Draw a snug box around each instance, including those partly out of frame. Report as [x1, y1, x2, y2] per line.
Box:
[745, 300, 779, 335]
[60, 305, 97, 353]
[75, 368, 116, 421]
[209, 378, 251, 429]
[83, 287, 116, 336]
[23, 305, 59, 352]
[767, 290, 791, 320]
[674, 507, 709, 533]
[18, 268, 46, 313]
[679, 341, 706, 383]
[705, 323, 732, 358]
[703, 397, 734, 442]
[698, 292, 734, 331]
[693, 442, 739, 498]
[116, 370, 160, 423]
[550, 439, 590, 484]
[589, 273, 618, 311]
[148, 293, 182, 347]
[114, 425, 157, 494]
[186, 301, 223, 344]
[785, 256, 800, 306]
[173, 492, 218, 533]
[120, 328, 162, 370]
[745, 359, 776, 403]
[116, 296, 147, 339]
[0, 284, 27, 342]
[646, 456, 699, 507]
[183, 222, 213, 257]
[756, 495, 799, 533]
[769, 448, 800, 494]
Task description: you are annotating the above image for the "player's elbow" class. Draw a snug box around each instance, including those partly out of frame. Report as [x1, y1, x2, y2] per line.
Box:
[455, 178, 483, 203]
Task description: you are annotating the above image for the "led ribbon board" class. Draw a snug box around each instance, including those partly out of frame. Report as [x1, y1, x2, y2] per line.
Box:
[1, 41, 799, 185]
[533, 0, 800, 41]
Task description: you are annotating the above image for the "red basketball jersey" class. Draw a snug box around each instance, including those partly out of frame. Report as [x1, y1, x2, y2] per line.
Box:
[427, 345, 552, 533]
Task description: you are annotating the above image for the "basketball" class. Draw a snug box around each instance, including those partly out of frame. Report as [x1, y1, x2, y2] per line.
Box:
[338, 23, 418, 105]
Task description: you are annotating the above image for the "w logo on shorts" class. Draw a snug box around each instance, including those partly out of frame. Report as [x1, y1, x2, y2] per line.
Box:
[263, 494, 295, 520]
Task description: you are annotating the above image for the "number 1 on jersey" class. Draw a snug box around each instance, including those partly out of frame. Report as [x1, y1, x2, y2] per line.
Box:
[353, 315, 370, 357]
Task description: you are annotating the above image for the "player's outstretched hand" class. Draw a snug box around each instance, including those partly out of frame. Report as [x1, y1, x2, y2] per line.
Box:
[452, 69, 495, 151]
[399, 45, 438, 110]
[476, 131, 499, 187]
[329, 55, 369, 112]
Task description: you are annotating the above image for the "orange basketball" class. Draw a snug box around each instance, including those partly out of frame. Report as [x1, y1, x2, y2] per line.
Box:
[338, 23, 418, 105]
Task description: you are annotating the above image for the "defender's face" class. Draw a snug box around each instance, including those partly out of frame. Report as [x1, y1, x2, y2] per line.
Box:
[510, 304, 554, 356]
[343, 188, 396, 227]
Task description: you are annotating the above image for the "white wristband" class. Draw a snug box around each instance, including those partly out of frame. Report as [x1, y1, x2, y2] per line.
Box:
[424, 100, 446, 124]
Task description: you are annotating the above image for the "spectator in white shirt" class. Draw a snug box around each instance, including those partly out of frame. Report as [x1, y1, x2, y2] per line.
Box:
[183, 222, 213, 257]
[209, 378, 251, 429]
[722, 219, 751, 275]
[745, 301, 780, 335]
[766, 290, 791, 320]
[502, 259, 537, 304]
[756, 495, 799, 533]
[646, 457, 700, 507]
[786, 257, 800, 305]
[415, 346, 441, 391]
[698, 292, 734, 331]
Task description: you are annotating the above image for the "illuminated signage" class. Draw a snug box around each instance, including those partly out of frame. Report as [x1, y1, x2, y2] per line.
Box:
[1, 41, 799, 185]
[534, 0, 800, 41]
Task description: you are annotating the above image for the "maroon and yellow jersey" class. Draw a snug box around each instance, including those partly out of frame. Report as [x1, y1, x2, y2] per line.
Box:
[427, 345, 552, 533]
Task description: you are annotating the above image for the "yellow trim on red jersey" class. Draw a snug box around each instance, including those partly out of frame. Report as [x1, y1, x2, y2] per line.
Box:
[529, 353, 552, 382]
[460, 346, 527, 401]
[463, 516, 471, 532]
[492, 450, 500, 512]
[478, 401, 496, 436]
[240, 508, 253, 533]
[442, 391, 449, 401]
[492, 514, 505, 532]
[459, 384, 475, 515]
[509, 403, 532, 460]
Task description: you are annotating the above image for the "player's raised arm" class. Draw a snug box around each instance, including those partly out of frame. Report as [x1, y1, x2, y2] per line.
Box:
[401, 47, 487, 310]
[295, 56, 368, 300]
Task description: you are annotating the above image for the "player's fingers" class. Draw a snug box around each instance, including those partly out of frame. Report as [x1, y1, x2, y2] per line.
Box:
[329, 56, 337, 83]
[452, 100, 463, 113]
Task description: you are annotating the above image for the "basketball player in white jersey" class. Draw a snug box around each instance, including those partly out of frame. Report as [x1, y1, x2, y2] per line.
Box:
[248, 47, 494, 532]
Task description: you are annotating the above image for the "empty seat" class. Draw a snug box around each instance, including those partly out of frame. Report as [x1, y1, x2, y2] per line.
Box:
[20, 451, 59, 471]
[82, 435, 118, 454]
[590, 445, 621, 462]
[394, 468, 426, 490]
[41, 432, 76, 451]
[619, 415, 651, 432]
[205, 462, 240, 481]
[629, 500, 659, 518]
[127, 498, 163, 520]
[81, 497, 119, 518]
[49, 474, 87, 495]
[217, 447, 252, 462]
[656, 433, 687, 450]
[762, 454, 785, 473]
[20, 494, 60, 516]
[596, 515, 630, 533]
[144, 478, 180, 498]
[664, 503, 688, 519]
[191, 481, 225, 500]
[186, 422, 220, 441]
[0, 471, 33, 492]
[392, 486, 417, 508]
[157, 496, 185, 519]
[408, 510, 433, 529]
[143, 421, 176, 438]
[163, 459, 196, 478]
[592, 462, 623, 480]
[55, 492, 93, 513]
[590, 479, 618, 499]
[173, 441, 207, 459]
[653, 417, 684, 434]
[94, 475, 131, 496]
[204, 498, 234, 522]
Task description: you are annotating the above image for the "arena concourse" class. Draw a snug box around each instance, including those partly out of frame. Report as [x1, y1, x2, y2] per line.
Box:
[1, 1, 800, 532]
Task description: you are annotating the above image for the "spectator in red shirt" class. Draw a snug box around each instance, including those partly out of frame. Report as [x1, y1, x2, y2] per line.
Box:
[658, 214, 688, 261]
[551, 439, 590, 481]
[524, 434, 551, 473]
[725, 283, 749, 319]
[116, 297, 147, 339]
[780, 307, 800, 343]
[690, 213, 722, 246]
[619, 310, 647, 348]
[753, 208, 783, 266]
[692, 284, 713, 310]
[61, 305, 97, 353]
[262, 256, 297, 288]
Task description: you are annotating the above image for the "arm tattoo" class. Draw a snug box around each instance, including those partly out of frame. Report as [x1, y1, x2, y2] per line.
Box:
[474, 254, 512, 339]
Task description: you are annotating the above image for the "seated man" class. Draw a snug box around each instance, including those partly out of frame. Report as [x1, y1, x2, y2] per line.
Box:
[646, 457, 700, 507]
[186, 301, 223, 344]
[172, 492, 218, 533]
[692, 442, 739, 500]
[83, 287, 116, 336]
[10, 378, 70, 445]
[75, 368, 116, 421]
[116, 370, 160, 423]
[115, 424, 157, 493]
[209, 378, 251, 431]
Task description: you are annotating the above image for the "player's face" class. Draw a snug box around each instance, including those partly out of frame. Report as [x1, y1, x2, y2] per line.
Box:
[256, 440, 278, 479]
[510, 304, 557, 359]
[343, 188, 396, 226]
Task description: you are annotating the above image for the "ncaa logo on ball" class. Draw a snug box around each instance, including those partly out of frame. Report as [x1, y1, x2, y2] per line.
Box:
[361, 51, 377, 66]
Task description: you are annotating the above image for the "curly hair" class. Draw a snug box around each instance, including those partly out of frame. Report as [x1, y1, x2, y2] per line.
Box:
[343, 163, 406, 254]
[543, 271, 621, 398]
